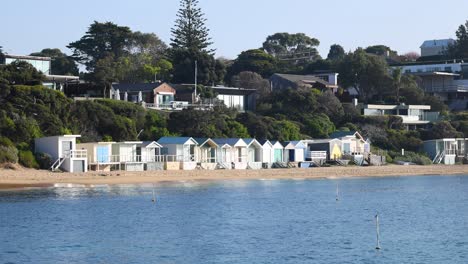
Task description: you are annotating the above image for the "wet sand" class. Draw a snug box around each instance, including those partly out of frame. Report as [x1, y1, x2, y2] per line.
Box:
[0, 165, 467, 190]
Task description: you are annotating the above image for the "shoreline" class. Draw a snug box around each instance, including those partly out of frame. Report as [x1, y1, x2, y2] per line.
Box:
[0, 165, 467, 190]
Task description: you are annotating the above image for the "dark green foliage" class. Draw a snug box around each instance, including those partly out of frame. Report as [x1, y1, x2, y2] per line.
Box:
[327, 44, 345, 61]
[303, 114, 335, 138]
[448, 20, 468, 59]
[262, 32, 321, 63]
[421, 121, 463, 140]
[227, 49, 277, 79]
[0, 145, 18, 164]
[0, 61, 45, 85]
[35, 152, 52, 169]
[170, 49, 222, 85]
[167, 107, 249, 138]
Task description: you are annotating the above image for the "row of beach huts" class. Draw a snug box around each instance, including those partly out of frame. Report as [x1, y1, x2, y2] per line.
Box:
[34, 131, 372, 173]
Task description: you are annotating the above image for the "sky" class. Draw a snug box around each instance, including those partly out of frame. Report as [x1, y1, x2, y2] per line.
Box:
[1, 0, 468, 60]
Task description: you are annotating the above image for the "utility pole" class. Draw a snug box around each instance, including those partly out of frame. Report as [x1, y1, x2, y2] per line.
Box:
[194, 60, 198, 103]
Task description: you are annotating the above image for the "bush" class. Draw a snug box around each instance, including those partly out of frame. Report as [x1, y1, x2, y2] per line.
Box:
[35, 152, 52, 169]
[18, 150, 39, 168]
[0, 145, 18, 163]
[391, 151, 432, 165]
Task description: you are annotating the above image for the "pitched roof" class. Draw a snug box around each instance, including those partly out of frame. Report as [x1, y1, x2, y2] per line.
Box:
[112, 82, 164, 92]
[157, 137, 197, 145]
[212, 138, 246, 147]
[257, 139, 272, 147]
[193, 138, 218, 147]
[283, 141, 306, 149]
[271, 73, 336, 88]
[142, 141, 162, 148]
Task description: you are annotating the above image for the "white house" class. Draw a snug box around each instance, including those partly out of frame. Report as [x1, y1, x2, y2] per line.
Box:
[283, 141, 306, 162]
[158, 137, 198, 170]
[35, 135, 87, 173]
[111, 141, 146, 171]
[362, 104, 439, 130]
[330, 131, 368, 155]
[258, 140, 273, 166]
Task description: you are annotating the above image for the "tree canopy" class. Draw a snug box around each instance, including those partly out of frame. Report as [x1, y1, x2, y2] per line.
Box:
[448, 20, 468, 59]
[227, 49, 277, 79]
[327, 44, 345, 61]
[262, 33, 320, 62]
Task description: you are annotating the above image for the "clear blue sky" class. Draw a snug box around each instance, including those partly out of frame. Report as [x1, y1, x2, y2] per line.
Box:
[1, 0, 467, 59]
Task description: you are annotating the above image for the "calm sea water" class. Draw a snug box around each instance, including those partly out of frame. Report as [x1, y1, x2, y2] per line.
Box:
[1, 175, 468, 263]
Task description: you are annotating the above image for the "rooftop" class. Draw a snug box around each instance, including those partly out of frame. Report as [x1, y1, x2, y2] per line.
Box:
[420, 39, 455, 48]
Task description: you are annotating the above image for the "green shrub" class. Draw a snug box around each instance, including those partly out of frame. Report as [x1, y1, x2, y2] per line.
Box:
[35, 152, 52, 169]
[0, 145, 18, 163]
[18, 150, 39, 168]
[391, 151, 432, 165]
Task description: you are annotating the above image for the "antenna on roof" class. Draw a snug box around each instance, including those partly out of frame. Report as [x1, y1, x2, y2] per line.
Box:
[194, 60, 198, 103]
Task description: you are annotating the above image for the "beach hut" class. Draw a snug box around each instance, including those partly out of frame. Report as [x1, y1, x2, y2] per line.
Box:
[302, 139, 342, 161]
[271, 141, 285, 163]
[330, 131, 368, 155]
[212, 138, 248, 169]
[141, 141, 164, 170]
[35, 135, 87, 173]
[77, 142, 116, 171]
[423, 138, 458, 165]
[283, 141, 307, 162]
[193, 138, 219, 170]
[258, 140, 273, 167]
[111, 141, 145, 171]
[243, 138, 263, 169]
[157, 137, 198, 170]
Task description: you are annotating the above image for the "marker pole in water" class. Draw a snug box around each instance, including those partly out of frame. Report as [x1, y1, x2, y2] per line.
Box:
[375, 214, 381, 250]
[336, 183, 339, 201]
[151, 184, 156, 203]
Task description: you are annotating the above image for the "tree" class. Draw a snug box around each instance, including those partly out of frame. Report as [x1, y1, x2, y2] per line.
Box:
[170, 0, 213, 53]
[448, 20, 468, 59]
[365, 45, 398, 57]
[401, 52, 420, 62]
[227, 49, 277, 79]
[230, 71, 270, 96]
[262, 33, 321, 62]
[0, 61, 45, 85]
[171, 49, 220, 85]
[327, 44, 345, 61]
[316, 90, 344, 124]
[0, 46, 4, 64]
[30, 48, 79, 76]
[424, 121, 463, 140]
[68, 21, 133, 72]
[337, 48, 392, 102]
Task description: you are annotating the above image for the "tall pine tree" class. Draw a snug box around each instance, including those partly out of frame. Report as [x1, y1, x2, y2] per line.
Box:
[170, 0, 224, 85]
[170, 0, 213, 53]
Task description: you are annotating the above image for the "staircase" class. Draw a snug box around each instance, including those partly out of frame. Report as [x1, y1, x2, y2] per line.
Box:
[50, 157, 65, 172]
[216, 162, 231, 170]
[433, 151, 445, 164]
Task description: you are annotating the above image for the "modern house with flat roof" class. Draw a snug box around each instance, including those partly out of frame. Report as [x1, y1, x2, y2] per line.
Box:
[111, 82, 180, 109]
[270, 73, 339, 93]
[2, 54, 80, 91]
[361, 104, 439, 129]
[420, 39, 455, 57]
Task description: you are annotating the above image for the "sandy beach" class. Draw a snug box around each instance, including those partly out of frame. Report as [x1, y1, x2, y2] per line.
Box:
[0, 164, 467, 190]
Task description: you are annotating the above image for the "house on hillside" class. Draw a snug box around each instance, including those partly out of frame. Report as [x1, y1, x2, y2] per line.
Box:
[3, 54, 79, 91]
[270, 73, 339, 93]
[420, 39, 455, 57]
[35, 135, 87, 173]
[110, 82, 179, 109]
[361, 104, 439, 130]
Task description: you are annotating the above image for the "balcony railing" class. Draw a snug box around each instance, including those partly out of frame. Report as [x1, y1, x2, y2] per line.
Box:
[65, 150, 87, 159]
[424, 84, 468, 93]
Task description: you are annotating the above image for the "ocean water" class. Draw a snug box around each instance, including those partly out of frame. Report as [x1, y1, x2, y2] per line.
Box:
[1, 175, 468, 264]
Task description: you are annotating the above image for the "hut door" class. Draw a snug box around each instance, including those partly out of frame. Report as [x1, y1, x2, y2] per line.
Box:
[62, 141, 72, 157]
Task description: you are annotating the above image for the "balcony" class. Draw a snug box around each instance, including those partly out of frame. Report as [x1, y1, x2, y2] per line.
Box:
[424, 84, 468, 93]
